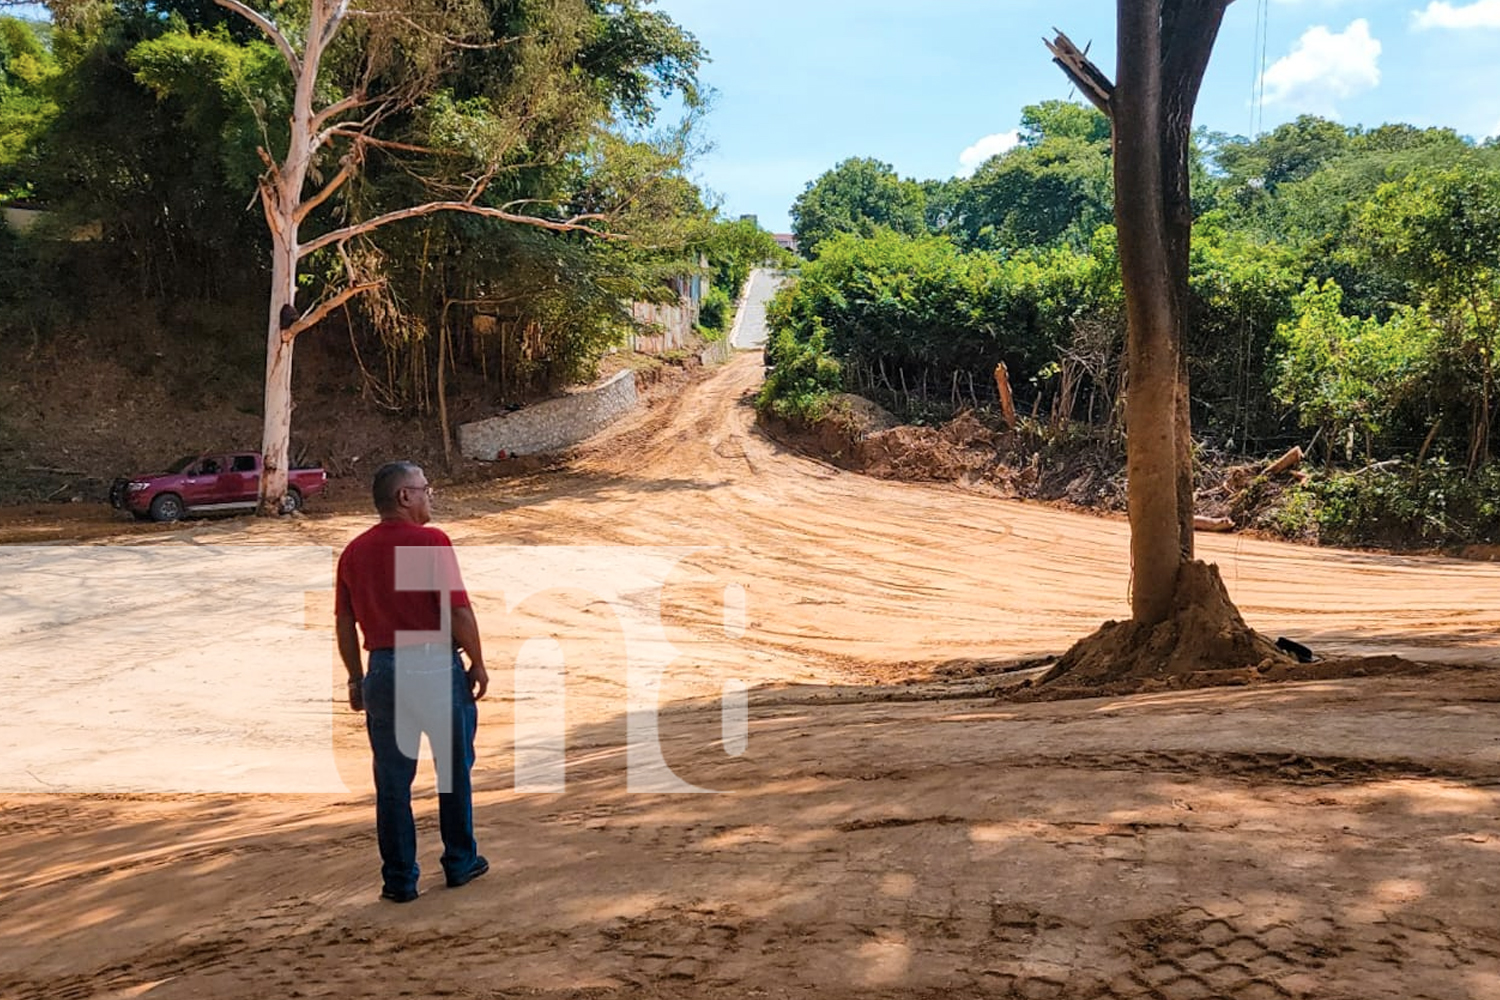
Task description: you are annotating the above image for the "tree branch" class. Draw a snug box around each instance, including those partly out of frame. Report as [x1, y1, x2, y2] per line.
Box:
[310, 91, 368, 132]
[1161, 0, 1233, 133]
[312, 104, 400, 154]
[258, 178, 283, 241]
[321, 0, 351, 48]
[299, 203, 619, 257]
[213, 0, 302, 78]
[321, 130, 441, 156]
[283, 281, 383, 341]
[1044, 29, 1115, 115]
[345, 9, 523, 50]
[295, 151, 361, 223]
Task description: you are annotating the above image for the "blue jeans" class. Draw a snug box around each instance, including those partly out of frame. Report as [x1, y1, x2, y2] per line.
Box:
[363, 647, 481, 894]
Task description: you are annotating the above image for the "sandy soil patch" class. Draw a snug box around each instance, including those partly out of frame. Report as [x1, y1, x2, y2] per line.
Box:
[2, 355, 1498, 998]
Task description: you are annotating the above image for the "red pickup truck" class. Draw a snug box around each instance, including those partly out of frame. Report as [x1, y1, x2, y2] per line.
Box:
[110, 452, 327, 522]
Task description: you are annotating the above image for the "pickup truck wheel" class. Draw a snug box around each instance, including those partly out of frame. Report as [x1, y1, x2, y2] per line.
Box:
[280, 487, 303, 515]
[149, 493, 184, 523]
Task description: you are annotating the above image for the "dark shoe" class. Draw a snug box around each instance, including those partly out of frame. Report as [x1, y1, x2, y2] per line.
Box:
[380, 886, 419, 903]
[446, 857, 489, 888]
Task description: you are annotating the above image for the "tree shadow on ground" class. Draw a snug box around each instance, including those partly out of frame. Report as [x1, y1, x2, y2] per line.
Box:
[3, 666, 1500, 999]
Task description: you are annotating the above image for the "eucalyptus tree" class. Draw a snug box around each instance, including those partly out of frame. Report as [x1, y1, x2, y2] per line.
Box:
[138, 0, 702, 511]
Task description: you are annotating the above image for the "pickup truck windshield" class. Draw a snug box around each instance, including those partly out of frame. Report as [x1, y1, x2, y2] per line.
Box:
[168, 456, 200, 474]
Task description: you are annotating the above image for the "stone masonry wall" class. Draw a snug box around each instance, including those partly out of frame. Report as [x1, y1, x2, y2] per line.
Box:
[699, 339, 733, 366]
[457, 370, 638, 460]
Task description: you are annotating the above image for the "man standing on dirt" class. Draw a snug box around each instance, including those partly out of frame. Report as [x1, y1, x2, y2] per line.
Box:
[335, 461, 490, 903]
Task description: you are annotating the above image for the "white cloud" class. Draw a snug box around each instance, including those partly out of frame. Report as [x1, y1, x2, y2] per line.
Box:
[1260, 19, 1381, 114]
[957, 130, 1021, 177]
[1414, 0, 1500, 29]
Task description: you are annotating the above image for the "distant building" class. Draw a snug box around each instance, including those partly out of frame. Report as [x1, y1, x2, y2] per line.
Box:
[739, 214, 758, 226]
[773, 233, 798, 254]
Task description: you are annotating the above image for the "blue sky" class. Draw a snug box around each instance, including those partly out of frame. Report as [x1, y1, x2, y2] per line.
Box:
[650, 0, 1500, 233]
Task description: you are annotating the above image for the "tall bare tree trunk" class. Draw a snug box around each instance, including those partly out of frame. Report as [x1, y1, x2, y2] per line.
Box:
[1041, 3, 1294, 688]
[1107, 0, 1228, 624]
[260, 227, 298, 513]
[246, 0, 318, 514]
[1114, 4, 1179, 625]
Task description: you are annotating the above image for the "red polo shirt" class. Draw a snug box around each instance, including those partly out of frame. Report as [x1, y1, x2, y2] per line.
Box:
[335, 520, 472, 650]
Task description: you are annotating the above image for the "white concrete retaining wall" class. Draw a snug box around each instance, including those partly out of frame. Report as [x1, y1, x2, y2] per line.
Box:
[458, 370, 639, 459]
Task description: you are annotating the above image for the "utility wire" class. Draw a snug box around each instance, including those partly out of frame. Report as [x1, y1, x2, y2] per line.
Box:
[1249, 0, 1270, 138]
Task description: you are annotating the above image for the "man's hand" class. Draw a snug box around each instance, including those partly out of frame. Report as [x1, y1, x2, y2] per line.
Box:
[466, 662, 489, 702]
[452, 605, 488, 702]
[336, 612, 365, 713]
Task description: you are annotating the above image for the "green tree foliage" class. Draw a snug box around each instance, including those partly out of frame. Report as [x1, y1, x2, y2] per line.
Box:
[951, 135, 1111, 252]
[1018, 98, 1111, 145]
[339, 0, 711, 402]
[789, 156, 926, 258]
[769, 230, 1018, 376]
[1272, 279, 1437, 460]
[127, 23, 289, 192]
[1214, 115, 1354, 193]
[1187, 214, 1301, 445]
[771, 104, 1500, 551]
[8, 0, 711, 402]
[949, 101, 1112, 252]
[1352, 162, 1500, 467]
[0, 16, 58, 190]
[697, 284, 731, 334]
[761, 228, 1122, 421]
[4, 3, 269, 308]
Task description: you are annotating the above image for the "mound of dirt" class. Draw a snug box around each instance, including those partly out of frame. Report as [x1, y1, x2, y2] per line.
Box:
[858, 410, 1006, 483]
[761, 405, 1135, 507]
[1041, 560, 1293, 688]
[1012, 559, 1440, 700]
[755, 394, 899, 469]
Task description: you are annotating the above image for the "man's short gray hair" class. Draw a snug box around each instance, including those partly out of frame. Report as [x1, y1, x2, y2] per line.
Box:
[372, 461, 423, 513]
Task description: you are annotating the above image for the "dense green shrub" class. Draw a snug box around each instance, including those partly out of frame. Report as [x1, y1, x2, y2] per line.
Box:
[757, 325, 842, 422]
[1270, 461, 1500, 547]
[698, 285, 733, 336]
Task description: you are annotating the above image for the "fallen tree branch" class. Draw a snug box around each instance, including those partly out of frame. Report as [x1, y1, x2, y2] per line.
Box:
[1262, 444, 1303, 477]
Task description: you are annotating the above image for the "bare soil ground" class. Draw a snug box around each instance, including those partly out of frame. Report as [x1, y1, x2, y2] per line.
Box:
[3, 354, 1500, 999]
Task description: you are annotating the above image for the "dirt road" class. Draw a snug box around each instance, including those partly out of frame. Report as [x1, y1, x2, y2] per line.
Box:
[2, 354, 1499, 999]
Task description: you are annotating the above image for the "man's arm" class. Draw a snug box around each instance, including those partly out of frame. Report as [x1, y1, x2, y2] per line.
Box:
[336, 612, 365, 712]
[451, 604, 488, 701]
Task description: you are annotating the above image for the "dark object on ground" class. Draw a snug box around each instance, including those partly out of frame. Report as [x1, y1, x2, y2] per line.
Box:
[1276, 636, 1317, 663]
[380, 886, 419, 903]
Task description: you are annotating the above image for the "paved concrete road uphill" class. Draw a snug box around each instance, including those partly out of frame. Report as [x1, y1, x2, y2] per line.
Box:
[2, 354, 1499, 999]
[729, 267, 786, 350]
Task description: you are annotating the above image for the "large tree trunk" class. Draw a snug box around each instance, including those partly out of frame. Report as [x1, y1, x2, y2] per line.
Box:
[1111, 0, 1228, 624]
[1041, 2, 1298, 688]
[1113, 3, 1182, 626]
[260, 226, 298, 514]
[253, 2, 319, 516]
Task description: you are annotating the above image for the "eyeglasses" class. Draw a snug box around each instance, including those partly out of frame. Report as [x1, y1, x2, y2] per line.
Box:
[402, 483, 434, 499]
